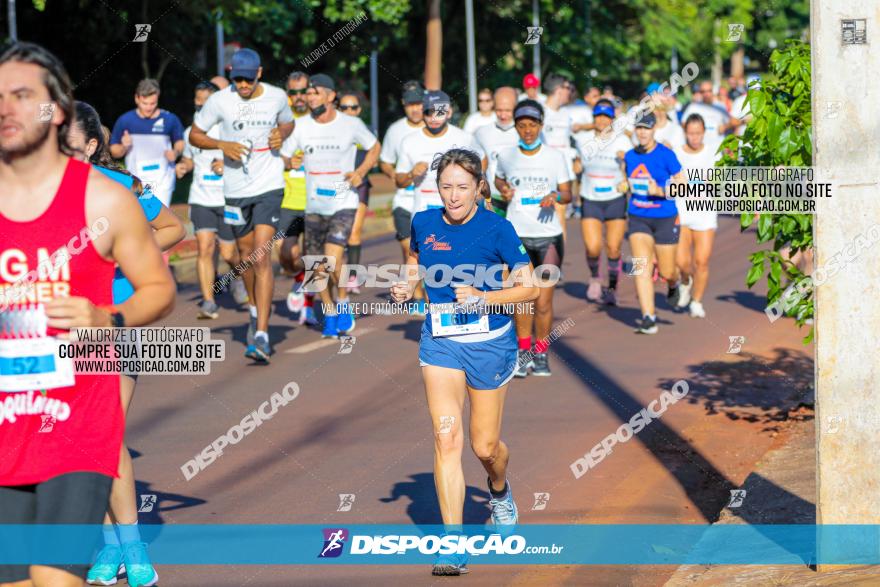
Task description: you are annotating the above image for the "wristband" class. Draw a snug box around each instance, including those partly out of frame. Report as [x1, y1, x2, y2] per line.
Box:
[555, 192, 562, 203]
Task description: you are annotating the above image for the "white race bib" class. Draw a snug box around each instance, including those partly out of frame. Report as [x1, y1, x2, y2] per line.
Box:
[197, 173, 223, 188]
[430, 304, 490, 337]
[223, 205, 246, 225]
[629, 178, 651, 196]
[136, 158, 166, 183]
[0, 338, 75, 393]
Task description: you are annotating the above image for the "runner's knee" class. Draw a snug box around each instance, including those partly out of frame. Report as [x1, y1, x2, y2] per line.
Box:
[470, 438, 499, 462]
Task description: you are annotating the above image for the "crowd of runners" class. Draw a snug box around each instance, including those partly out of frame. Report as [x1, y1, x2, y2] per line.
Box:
[0, 39, 759, 584]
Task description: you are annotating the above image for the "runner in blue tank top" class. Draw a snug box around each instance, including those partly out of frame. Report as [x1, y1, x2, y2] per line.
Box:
[390, 148, 538, 577]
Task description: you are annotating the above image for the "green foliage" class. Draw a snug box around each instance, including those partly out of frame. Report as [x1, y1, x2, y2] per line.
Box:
[719, 40, 813, 342]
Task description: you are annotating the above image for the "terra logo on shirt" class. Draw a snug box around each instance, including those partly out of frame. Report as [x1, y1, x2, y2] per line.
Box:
[424, 234, 452, 251]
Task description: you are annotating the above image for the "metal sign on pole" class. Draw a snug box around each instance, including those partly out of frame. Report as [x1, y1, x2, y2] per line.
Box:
[465, 0, 477, 116]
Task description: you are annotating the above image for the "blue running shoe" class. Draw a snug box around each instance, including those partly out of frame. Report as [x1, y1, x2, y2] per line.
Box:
[322, 314, 339, 338]
[336, 302, 355, 334]
[253, 332, 271, 363]
[246, 312, 257, 346]
[432, 552, 469, 576]
[488, 478, 518, 531]
[121, 542, 158, 587]
[86, 544, 123, 585]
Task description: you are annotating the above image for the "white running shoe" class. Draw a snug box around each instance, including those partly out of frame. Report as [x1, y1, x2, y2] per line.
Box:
[346, 275, 361, 295]
[677, 276, 693, 309]
[586, 279, 602, 302]
[287, 286, 305, 314]
[689, 300, 706, 318]
[230, 278, 249, 305]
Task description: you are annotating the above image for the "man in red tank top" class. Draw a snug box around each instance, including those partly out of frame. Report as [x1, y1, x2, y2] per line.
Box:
[0, 43, 175, 587]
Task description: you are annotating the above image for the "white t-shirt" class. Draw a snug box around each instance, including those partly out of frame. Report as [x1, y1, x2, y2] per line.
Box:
[473, 123, 519, 197]
[495, 145, 572, 238]
[541, 104, 574, 160]
[183, 125, 225, 207]
[577, 131, 631, 202]
[565, 103, 594, 146]
[281, 110, 378, 216]
[649, 118, 686, 150]
[463, 112, 496, 135]
[380, 117, 425, 213]
[674, 144, 721, 228]
[193, 83, 294, 199]
[730, 94, 750, 136]
[680, 101, 730, 150]
[519, 92, 547, 105]
[395, 125, 482, 213]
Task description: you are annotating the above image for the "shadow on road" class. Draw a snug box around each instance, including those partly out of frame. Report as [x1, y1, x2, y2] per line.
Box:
[716, 290, 769, 314]
[380, 472, 492, 526]
[552, 338, 811, 525]
[657, 347, 814, 432]
[128, 448, 207, 525]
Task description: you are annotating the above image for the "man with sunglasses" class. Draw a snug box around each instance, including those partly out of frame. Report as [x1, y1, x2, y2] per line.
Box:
[190, 48, 294, 362]
[462, 88, 496, 134]
[280, 71, 316, 325]
[679, 80, 739, 152]
[280, 74, 380, 339]
[395, 90, 485, 214]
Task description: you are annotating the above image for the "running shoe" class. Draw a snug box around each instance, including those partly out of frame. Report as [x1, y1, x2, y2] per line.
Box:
[601, 287, 618, 306]
[531, 352, 551, 376]
[410, 299, 427, 316]
[336, 302, 356, 334]
[514, 350, 532, 378]
[346, 274, 361, 295]
[287, 285, 305, 314]
[322, 314, 339, 339]
[230, 278, 249, 305]
[244, 313, 258, 359]
[488, 479, 518, 527]
[667, 284, 681, 308]
[635, 315, 658, 335]
[252, 332, 271, 363]
[299, 305, 319, 327]
[676, 276, 693, 309]
[689, 300, 706, 318]
[197, 300, 219, 320]
[86, 545, 123, 585]
[586, 279, 602, 302]
[121, 542, 158, 587]
[432, 552, 469, 576]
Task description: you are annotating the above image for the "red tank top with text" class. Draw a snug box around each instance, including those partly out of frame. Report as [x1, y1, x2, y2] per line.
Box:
[0, 158, 122, 485]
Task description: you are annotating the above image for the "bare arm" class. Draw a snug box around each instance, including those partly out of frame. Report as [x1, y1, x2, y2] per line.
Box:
[380, 161, 396, 179]
[109, 143, 127, 159]
[149, 204, 186, 252]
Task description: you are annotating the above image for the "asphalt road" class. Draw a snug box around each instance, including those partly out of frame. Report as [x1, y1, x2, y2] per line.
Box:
[124, 215, 813, 586]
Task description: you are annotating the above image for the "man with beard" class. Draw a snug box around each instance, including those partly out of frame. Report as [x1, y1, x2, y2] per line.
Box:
[190, 48, 294, 362]
[0, 41, 175, 587]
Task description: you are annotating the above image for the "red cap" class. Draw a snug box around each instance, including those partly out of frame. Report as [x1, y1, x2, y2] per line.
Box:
[523, 73, 540, 89]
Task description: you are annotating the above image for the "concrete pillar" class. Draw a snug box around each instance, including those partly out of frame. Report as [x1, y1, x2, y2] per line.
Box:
[812, 0, 880, 569]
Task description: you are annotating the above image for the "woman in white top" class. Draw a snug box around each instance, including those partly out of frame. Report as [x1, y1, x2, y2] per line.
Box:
[674, 113, 719, 318]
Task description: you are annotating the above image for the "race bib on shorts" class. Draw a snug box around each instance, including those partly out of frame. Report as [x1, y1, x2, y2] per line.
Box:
[430, 304, 490, 337]
[0, 338, 74, 392]
[223, 205, 246, 226]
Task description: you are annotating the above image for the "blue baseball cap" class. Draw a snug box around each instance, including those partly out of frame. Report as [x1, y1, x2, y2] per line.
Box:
[423, 90, 451, 111]
[593, 103, 616, 119]
[646, 82, 661, 94]
[230, 48, 261, 80]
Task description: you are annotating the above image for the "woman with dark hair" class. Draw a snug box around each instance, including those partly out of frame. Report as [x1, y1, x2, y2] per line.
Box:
[68, 100, 184, 587]
[337, 90, 373, 293]
[390, 148, 538, 576]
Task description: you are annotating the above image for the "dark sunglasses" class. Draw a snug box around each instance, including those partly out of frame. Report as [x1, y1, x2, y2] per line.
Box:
[287, 88, 307, 96]
[423, 108, 447, 116]
[232, 76, 256, 84]
[339, 104, 361, 111]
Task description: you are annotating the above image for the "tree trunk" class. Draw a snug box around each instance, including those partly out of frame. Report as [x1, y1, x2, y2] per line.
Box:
[731, 46, 745, 79]
[425, 0, 442, 91]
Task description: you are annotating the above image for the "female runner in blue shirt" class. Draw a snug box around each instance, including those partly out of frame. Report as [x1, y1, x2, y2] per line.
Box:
[68, 101, 184, 587]
[390, 148, 538, 576]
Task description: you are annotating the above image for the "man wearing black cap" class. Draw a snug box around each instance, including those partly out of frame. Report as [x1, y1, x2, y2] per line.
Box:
[395, 90, 485, 214]
[190, 47, 295, 362]
[281, 73, 380, 339]
[618, 110, 685, 335]
[379, 81, 428, 313]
